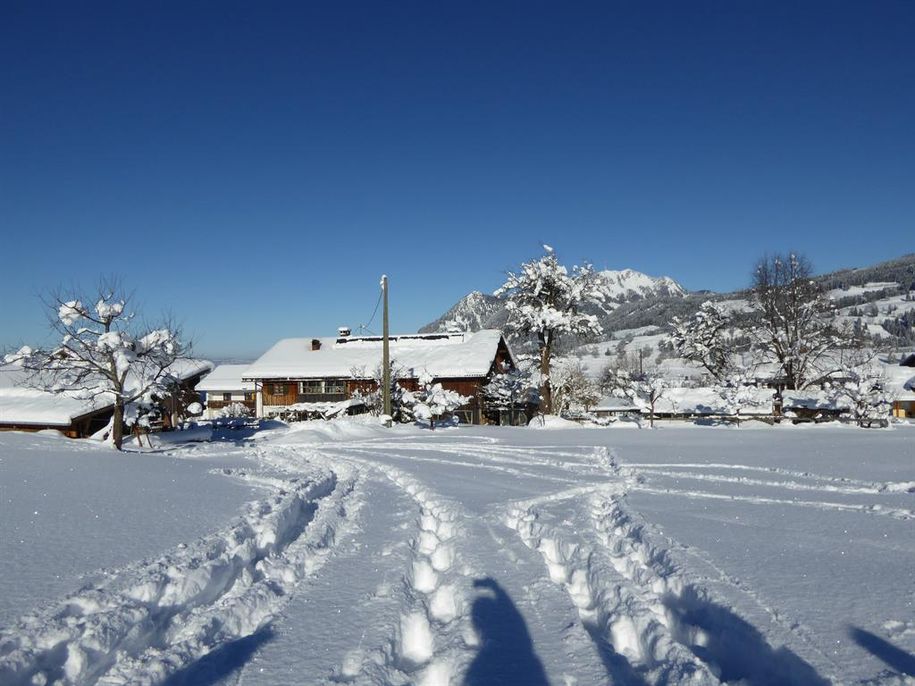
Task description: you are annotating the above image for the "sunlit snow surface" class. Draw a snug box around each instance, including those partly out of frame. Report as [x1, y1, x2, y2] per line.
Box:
[1, 421, 913, 685]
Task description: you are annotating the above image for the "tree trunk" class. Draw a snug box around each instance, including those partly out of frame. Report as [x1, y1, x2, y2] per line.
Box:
[112, 399, 124, 450]
[539, 342, 552, 414]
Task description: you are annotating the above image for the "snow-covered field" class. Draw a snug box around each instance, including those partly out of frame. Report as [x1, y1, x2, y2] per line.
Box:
[1, 421, 913, 685]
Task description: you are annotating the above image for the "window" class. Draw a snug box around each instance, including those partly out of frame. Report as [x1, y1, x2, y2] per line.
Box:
[298, 380, 345, 395]
[222, 393, 231, 402]
[325, 379, 345, 394]
[272, 383, 287, 395]
[299, 380, 322, 394]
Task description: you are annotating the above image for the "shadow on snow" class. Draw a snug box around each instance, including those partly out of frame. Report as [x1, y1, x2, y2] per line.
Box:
[464, 578, 550, 686]
[664, 588, 829, 686]
[162, 626, 275, 686]
[848, 626, 915, 677]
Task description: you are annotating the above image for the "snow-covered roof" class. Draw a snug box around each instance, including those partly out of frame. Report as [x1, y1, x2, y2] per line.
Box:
[594, 396, 639, 412]
[196, 364, 255, 392]
[653, 387, 776, 416]
[883, 364, 915, 401]
[0, 359, 213, 427]
[243, 330, 512, 380]
[780, 391, 849, 411]
[0, 365, 106, 426]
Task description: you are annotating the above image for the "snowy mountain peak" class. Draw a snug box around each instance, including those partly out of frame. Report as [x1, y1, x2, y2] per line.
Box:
[593, 269, 686, 302]
[419, 269, 686, 334]
[418, 291, 505, 334]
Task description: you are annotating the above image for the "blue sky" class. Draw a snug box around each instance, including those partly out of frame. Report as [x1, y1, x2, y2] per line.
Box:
[2, 2, 914, 359]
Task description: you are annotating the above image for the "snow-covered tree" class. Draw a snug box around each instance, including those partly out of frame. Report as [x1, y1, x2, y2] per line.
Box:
[18, 281, 188, 450]
[552, 360, 601, 416]
[829, 365, 892, 428]
[350, 359, 408, 417]
[603, 367, 668, 428]
[750, 253, 842, 390]
[496, 246, 603, 414]
[670, 301, 735, 382]
[716, 370, 758, 427]
[405, 372, 470, 429]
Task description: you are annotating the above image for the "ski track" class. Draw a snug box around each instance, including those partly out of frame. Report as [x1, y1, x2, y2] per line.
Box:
[630, 485, 915, 520]
[622, 463, 915, 495]
[3, 431, 907, 685]
[501, 447, 846, 686]
[0, 446, 361, 686]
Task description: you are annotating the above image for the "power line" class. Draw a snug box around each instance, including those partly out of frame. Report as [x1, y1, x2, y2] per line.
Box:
[359, 289, 383, 335]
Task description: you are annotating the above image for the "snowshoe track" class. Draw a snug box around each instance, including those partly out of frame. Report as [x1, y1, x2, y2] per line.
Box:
[0, 455, 359, 686]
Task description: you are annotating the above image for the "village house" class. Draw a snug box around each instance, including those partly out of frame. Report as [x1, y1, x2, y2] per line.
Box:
[242, 329, 517, 424]
[886, 360, 915, 419]
[195, 364, 257, 419]
[0, 360, 212, 438]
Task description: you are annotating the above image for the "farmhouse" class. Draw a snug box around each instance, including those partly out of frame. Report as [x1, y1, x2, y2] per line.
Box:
[0, 360, 212, 438]
[196, 364, 257, 419]
[243, 330, 516, 424]
[886, 364, 915, 419]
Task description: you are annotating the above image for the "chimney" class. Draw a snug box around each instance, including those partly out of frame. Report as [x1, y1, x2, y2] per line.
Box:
[338, 326, 351, 338]
[311, 338, 321, 351]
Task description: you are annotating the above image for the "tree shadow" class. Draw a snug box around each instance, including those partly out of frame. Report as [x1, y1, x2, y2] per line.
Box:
[464, 578, 550, 686]
[162, 626, 275, 686]
[848, 626, 915, 677]
[663, 588, 829, 686]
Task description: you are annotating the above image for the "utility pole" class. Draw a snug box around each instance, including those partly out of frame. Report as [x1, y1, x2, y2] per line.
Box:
[381, 274, 391, 418]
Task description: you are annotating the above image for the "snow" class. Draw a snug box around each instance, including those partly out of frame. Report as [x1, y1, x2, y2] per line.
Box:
[195, 364, 256, 392]
[654, 386, 776, 415]
[827, 282, 900, 299]
[1, 421, 913, 685]
[0, 431, 259, 627]
[243, 329, 510, 380]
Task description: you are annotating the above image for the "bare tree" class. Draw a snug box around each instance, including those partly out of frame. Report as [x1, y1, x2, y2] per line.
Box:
[17, 279, 189, 449]
[750, 253, 842, 390]
[496, 246, 603, 414]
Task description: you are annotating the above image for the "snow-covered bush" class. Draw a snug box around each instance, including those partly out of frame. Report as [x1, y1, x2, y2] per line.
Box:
[217, 401, 251, 418]
[349, 359, 408, 417]
[603, 368, 668, 428]
[829, 366, 892, 428]
[716, 371, 758, 426]
[402, 372, 469, 429]
[496, 245, 603, 413]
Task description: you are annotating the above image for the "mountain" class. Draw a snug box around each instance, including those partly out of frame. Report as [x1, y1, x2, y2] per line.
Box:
[419, 254, 915, 348]
[592, 269, 686, 307]
[419, 269, 686, 334]
[418, 291, 507, 334]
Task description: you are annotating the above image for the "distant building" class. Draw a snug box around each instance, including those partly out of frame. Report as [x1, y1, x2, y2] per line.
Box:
[243, 330, 516, 425]
[0, 360, 212, 438]
[887, 363, 915, 419]
[196, 364, 257, 418]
